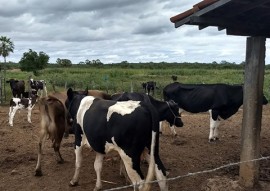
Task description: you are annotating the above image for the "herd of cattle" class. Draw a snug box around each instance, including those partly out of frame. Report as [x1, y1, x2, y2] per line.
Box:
[5, 79, 268, 191]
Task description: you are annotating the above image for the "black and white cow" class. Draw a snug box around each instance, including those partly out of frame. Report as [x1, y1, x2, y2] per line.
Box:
[66, 88, 168, 191]
[9, 94, 39, 127]
[163, 82, 268, 142]
[142, 81, 157, 95]
[29, 78, 47, 97]
[111, 92, 183, 135]
[6, 79, 25, 98]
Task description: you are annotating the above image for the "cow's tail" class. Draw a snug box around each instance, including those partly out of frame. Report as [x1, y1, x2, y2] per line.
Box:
[141, 103, 159, 191]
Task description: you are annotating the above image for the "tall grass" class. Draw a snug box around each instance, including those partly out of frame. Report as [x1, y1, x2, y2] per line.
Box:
[2, 64, 270, 101]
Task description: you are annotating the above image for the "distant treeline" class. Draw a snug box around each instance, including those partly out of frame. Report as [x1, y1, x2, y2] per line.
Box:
[0, 61, 252, 71]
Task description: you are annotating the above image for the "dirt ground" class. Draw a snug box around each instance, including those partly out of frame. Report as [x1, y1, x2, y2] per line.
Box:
[1, 97, 270, 191]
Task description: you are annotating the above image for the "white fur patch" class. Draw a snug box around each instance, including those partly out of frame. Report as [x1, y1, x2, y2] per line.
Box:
[76, 96, 95, 131]
[107, 100, 140, 121]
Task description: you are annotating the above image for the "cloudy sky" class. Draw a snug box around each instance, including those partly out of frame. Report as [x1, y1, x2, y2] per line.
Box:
[0, 0, 269, 64]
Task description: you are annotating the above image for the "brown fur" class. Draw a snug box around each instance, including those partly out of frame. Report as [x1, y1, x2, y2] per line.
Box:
[34, 95, 67, 176]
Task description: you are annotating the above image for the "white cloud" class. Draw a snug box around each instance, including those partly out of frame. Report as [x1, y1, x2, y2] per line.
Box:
[0, 0, 269, 64]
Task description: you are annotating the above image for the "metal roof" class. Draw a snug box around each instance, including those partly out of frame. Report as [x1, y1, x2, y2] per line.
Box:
[170, 0, 270, 37]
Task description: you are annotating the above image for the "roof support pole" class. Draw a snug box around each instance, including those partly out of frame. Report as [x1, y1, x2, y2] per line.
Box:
[239, 36, 266, 188]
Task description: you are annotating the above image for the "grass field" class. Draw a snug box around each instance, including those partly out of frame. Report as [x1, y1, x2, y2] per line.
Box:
[1, 63, 270, 102]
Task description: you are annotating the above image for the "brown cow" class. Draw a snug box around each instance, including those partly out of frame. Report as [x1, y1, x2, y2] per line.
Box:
[35, 95, 67, 176]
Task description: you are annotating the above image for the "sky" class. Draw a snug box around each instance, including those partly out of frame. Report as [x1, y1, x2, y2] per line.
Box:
[0, 0, 269, 64]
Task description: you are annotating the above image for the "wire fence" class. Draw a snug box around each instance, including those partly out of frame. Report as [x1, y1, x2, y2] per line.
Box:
[103, 155, 270, 191]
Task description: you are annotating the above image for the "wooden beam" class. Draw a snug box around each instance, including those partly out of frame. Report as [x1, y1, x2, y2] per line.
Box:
[226, 28, 270, 38]
[228, 0, 270, 17]
[239, 36, 266, 188]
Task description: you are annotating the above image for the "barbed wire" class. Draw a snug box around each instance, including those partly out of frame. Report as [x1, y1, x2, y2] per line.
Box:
[104, 155, 270, 191]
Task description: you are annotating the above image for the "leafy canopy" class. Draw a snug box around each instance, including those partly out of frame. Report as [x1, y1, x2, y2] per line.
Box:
[56, 58, 72, 67]
[19, 49, 49, 76]
[0, 36, 14, 63]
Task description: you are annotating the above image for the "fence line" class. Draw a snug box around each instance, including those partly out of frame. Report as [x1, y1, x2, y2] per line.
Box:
[104, 155, 270, 191]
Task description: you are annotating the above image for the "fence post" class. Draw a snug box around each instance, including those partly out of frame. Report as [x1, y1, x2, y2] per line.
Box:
[0, 77, 2, 104]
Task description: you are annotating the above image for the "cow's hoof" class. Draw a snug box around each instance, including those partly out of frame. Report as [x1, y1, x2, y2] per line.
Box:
[94, 186, 102, 191]
[174, 134, 178, 137]
[35, 170, 43, 177]
[209, 139, 215, 143]
[69, 181, 79, 187]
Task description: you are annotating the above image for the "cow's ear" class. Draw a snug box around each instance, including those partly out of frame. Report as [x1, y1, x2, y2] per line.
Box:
[85, 87, 88, 95]
[67, 88, 74, 99]
[83, 87, 88, 96]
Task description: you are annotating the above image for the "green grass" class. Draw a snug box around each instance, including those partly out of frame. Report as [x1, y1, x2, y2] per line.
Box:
[1, 63, 270, 102]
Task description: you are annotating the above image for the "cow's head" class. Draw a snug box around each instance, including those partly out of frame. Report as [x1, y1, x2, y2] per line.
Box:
[165, 100, 183, 127]
[6, 79, 19, 87]
[65, 88, 88, 120]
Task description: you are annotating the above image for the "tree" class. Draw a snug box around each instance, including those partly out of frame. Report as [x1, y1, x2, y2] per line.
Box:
[0, 36, 14, 63]
[0, 36, 14, 103]
[56, 58, 72, 67]
[19, 49, 49, 76]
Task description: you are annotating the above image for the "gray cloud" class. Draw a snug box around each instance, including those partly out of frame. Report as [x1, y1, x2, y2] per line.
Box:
[0, 0, 269, 64]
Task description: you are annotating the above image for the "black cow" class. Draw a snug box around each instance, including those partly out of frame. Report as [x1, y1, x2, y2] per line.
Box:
[142, 81, 157, 95]
[6, 79, 25, 98]
[29, 78, 47, 97]
[163, 82, 268, 142]
[112, 92, 183, 135]
[171, 75, 177, 82]
[66, 88, 168, 190]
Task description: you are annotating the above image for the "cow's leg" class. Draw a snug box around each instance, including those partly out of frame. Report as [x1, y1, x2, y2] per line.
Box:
[93, 153, 105, 191]
[35, 129, 47, 176]
[8, 107, 13, 126]
[170, 125, 177, 136]
[44, 86, 48, 97]
[212, 119, 221, 141]
[209, 110, 221, 142]
[53, 140, 64, 164]
[70, 145, 83, 186]
[27, 107, 32, 123]
[144, 153, 169, 191]
[9, 107, 18, 126]
[118, 150, 144, 189]
[143, 150, 168, 191]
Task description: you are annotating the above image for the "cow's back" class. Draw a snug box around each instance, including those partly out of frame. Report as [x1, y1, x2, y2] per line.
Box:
[163, 82, 243, 113]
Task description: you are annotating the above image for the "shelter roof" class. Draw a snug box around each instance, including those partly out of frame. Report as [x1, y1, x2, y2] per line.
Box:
[170, 0, 270, 37]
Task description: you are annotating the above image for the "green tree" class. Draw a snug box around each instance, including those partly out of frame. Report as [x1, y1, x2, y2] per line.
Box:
[19, 49, 49, 76]
[0, 36, 14, 63]
[56, 58, 72, 67]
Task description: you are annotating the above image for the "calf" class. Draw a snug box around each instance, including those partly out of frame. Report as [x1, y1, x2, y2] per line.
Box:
[6, 79, 25, 98]
[66, 88, 168, 191]
[142, 81, 157, 95]
[35, 96, 67, 176]
[29, 78, 47, 97]
[163, 82, 268, 142]
[8, 94, 38, 127]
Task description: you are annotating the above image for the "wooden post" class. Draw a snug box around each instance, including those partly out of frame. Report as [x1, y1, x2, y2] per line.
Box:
[239, 36, 266, 187]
